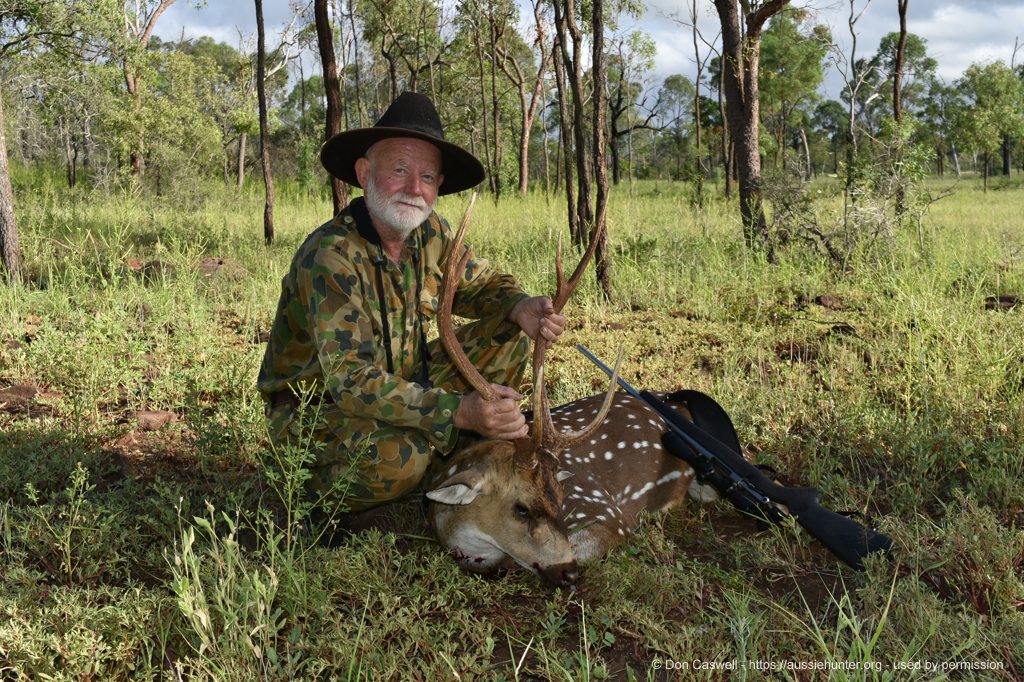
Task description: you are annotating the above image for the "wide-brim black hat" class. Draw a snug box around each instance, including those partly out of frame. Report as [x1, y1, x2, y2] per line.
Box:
[320, 92, 485, 196]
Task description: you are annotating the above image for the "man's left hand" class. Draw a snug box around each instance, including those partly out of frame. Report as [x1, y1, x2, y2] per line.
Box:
[509, 296, 565, 349]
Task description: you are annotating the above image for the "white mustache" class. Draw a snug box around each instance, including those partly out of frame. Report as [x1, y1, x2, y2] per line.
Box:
[390, 194, 428, 209]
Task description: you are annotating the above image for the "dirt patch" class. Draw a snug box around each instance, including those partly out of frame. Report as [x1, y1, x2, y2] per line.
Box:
[0, 384, 62, 417]
[198, 257, 246, 280]
[984, 294, 1020, 311]
[775, 340, 818, 364]
[127, 258, 178, 283]
[126, 409, 179, 431]
[814, 294, 845, 311]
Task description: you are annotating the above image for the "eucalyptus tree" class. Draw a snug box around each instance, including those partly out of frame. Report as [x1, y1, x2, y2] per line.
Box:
[812, 99, 848, 173]
[712, 0, 791, 260]
[358, 0, 448, 101]
[657, 74, 695, 179]
[955, 60, 1024, 191]
[758, 8, 829, 175]
[116, 0, 181, 185]
[606, 30, 662, 186]
[491, 0, 552, 197]
[314, 0, 348, 212]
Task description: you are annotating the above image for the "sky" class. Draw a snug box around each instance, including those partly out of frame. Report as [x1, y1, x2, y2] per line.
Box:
[155, 0, 1024, 100]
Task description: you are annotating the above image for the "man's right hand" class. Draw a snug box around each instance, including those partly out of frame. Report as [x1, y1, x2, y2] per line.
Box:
[453, 384, 528, 440]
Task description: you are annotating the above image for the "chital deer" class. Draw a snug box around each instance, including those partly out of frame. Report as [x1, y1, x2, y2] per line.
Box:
[425, 197, 718, 588]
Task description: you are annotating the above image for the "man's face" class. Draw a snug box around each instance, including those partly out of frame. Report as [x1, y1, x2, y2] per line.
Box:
[355, 137, 444, 237]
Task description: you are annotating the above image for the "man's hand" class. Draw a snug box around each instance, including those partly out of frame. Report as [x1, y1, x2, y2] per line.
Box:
[454, 384, 528, 440]
[509, 296, 565, 349]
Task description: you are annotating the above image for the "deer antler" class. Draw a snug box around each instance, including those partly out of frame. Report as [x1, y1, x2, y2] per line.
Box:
[439, 194, 620, 456]
[528, 220, 613, 457]
[438, 192, 496, 401]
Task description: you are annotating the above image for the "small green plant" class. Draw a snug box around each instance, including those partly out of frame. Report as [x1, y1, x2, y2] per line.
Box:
[21, 461, 126, 585]
[169, 501, 297, 679]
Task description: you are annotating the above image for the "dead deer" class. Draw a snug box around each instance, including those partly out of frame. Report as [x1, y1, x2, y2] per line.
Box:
[425, 197, 717, 588]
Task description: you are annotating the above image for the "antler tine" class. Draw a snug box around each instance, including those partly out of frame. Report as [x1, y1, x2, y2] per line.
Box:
[552, 219, 606, 311]
[438, 192, 496, 401]
[530, 364, 546, 451]
[545, 345, 624, 454]
[527, 219, 610, 453]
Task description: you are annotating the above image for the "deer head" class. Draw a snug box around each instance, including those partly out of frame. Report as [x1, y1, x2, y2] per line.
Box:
[425, 193, 620, 589]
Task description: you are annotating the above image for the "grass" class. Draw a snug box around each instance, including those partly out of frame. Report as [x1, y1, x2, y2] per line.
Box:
[1, 166, 1023, 679]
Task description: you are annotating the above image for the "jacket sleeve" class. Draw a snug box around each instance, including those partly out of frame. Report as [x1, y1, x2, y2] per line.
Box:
[298, 243, 462, 452]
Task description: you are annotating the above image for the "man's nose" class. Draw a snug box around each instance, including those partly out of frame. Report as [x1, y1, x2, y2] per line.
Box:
[404, 173, 423, 196]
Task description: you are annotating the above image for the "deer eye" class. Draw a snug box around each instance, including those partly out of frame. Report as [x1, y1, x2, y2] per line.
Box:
[514, 503, 530, 521]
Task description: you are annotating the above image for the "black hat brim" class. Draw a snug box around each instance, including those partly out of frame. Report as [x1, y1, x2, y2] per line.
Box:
[320, 127, 485, 196]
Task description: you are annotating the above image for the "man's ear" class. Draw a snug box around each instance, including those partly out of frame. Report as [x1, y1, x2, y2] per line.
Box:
[354, 156, 370, 188]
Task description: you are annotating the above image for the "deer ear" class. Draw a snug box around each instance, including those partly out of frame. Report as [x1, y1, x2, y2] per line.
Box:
[426, 468, 490, 506]
[556, 470, 574, 482]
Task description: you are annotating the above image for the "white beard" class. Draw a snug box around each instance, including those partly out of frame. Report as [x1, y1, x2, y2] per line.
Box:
[363, 175, 434, 239]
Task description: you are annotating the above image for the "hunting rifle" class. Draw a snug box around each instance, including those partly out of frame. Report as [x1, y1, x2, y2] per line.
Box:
[577, 344, 893, 570]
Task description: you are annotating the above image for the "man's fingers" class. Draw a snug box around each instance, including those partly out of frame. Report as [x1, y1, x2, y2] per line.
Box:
[490, 384, 524, 401]
[492, 424, 529, 440]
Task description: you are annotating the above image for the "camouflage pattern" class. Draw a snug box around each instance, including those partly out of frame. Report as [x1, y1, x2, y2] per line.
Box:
[258, 196, 530, 511]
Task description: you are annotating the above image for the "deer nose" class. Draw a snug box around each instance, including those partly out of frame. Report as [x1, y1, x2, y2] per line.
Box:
[537, 560, 579, 589]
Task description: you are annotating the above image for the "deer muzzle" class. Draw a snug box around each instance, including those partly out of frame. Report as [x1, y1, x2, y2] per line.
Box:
[536, 559, 580, 590]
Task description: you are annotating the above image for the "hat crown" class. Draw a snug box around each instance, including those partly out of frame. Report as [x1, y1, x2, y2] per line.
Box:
[375, 92, 446, 141]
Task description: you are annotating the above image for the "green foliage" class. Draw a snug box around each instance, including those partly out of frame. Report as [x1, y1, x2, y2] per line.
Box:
[955, 60, 1024, 157]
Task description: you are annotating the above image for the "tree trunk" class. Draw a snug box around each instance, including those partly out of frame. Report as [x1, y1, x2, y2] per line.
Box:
[554, 0, 593, 248]
[609, 135, 621, 185]
[349, 2, 365, 127]
[800, 127, 811, 180]
[718, 54, 731, 199]
[237, 131, 247, 190]
[121, 0, 178, 189]
[255, 0, 275, 245]
[893, 0, 908, 124]
[983, 151, 989, 192]
[552, 29, 575, 240]
[489, 16, 503, 199]
[713, 0, 787, 260]
[1003, 134, 1012, 176]
[473, 24, 495, 195]
[314, 0, 349, 214]
[590, 0, 611, 300]
[892, 0, 909, 218]
[0, 83, 24, 283]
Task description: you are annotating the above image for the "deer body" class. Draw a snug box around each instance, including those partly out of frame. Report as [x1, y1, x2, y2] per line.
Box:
[426, 392, 718, 587]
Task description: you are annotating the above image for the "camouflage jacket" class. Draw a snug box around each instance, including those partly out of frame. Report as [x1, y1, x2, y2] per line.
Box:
[257, 196, 529, 453]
